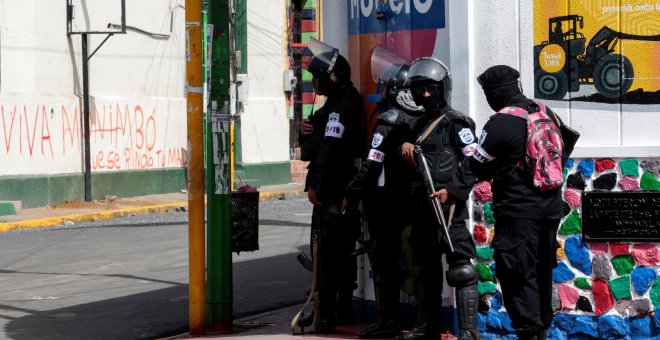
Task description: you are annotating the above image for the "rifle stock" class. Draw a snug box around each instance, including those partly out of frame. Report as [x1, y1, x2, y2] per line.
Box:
[414, 145, 454, 252]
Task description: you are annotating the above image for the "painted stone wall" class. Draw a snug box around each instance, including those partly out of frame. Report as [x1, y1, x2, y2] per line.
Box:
[472, 158, 660, 339]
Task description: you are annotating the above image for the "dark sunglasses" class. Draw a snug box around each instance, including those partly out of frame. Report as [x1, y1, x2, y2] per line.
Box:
[412, 83, 440, 96]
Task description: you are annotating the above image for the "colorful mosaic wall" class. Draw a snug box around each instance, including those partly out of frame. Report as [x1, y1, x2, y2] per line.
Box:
[472, 158, 660, 339]
[287, 0, 317, 120]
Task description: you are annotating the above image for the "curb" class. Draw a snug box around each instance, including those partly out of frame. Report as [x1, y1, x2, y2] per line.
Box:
[258, 190, 306, 202]
[0, 202, 187, 233]
[0, 189, 305, 233]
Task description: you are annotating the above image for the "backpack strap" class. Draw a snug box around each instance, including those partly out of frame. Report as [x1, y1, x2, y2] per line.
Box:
[499, 102, 552, 122]
[498, 106, 529, 119]
[535, 101, 550, 117]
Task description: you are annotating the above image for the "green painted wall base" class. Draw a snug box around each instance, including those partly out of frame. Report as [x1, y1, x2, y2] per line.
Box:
[233, 161, 291, 188]
[0, 168, 187, 209]
[0, 202, 16, 216]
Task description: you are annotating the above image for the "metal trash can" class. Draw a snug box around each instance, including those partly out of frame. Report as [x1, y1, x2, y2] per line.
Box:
[230, 191, 259, 253]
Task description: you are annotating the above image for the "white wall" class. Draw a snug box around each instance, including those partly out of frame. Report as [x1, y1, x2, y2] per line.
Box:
[0, 0, 187, 175]
[444, 0, 471, 115]
[322, 1, 349, 56]
[239, 0, 289, 164]
[471, 0, 524, 130]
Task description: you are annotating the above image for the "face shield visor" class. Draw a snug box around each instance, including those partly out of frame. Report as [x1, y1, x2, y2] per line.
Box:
[404, 57, 450, 86]
[370, 47, 407, 84]
[308, 38, 339, 74]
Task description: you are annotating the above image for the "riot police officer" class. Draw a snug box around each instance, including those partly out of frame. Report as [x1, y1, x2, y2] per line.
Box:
[397, 57, 480, 340]
[298, 38, 363, 331]
[343, 47, 423, 339]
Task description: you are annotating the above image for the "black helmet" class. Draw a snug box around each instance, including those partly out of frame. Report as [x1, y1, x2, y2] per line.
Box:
[306, 38, 351, 84]
[405, 57, 452, 111]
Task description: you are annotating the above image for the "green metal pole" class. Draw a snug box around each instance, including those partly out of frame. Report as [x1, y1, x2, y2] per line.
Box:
[206, 0, 233, 333]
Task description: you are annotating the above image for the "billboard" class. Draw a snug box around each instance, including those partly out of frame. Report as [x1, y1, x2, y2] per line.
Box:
[347, 0, 446, 139]
[533, 0, 660, 103]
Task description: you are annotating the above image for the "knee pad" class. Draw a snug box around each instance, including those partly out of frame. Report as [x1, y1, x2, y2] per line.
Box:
[446, 263, 478, 287]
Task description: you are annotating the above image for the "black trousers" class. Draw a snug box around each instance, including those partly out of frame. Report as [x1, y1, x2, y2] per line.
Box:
[492, 216, 559, 336]
[312, 193, 360, 319]
[366, 192, 410, 321]
[409, 197, 476, 327]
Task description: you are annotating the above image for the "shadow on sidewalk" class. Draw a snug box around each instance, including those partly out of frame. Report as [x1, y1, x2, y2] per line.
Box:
[4, 252, 309, 340]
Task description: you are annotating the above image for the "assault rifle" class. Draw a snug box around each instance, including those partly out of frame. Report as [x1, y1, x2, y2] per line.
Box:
[414, 145, 454, 252]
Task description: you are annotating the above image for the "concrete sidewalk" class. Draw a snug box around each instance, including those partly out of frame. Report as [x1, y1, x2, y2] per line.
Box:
[168, 304, 457, 340]
[175, 304, 365, 339]
[0, 183, 305, 233]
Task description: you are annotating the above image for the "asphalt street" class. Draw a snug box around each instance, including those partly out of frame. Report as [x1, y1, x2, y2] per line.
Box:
[0, 198, 313, 340]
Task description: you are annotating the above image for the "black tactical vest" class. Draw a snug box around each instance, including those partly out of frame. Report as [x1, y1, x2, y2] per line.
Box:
[417, 110, 472, 187]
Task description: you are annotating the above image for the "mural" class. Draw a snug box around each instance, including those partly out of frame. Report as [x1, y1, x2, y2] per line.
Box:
[534, 0, 660, 103]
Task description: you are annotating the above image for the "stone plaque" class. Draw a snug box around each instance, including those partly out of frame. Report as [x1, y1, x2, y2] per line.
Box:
[582, 191, 660, 242]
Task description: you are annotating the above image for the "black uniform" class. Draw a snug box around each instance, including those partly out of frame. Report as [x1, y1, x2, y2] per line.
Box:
[345, 107, 417, 326]
[471, 65, 562, 339]
[408, 107, 478, 333]
[299, 84, 363, 325]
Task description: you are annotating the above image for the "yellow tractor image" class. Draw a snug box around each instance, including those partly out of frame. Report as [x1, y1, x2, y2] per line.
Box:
[534, 15, 660, 100]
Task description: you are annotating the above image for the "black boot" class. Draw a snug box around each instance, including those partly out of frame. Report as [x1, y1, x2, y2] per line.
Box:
[335, 288, 355, 326]
[395, 324, 439, 340]
[455, 283, 480, 340]
[537, 330, 547, 340]
[297, 312, 315, 328]
[358, 319, 400, 338]
[297, 312, 334, 333]
[517, 335, 538, 340]
[517, 329, 547, 340]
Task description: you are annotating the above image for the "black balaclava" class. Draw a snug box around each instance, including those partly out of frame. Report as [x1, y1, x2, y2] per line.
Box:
[477, 65, 532, 111]
[411, 79, 447, 113]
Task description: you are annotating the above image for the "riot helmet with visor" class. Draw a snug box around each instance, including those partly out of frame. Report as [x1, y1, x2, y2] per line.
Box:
[405, 57, 452, 111]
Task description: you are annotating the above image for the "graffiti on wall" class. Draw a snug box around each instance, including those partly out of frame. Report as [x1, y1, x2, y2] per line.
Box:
[534, 0, 660, 103]
[88, 104, 187, 170]
[0, 101, 187, 175]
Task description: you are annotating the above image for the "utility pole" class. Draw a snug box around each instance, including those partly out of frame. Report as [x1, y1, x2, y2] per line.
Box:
[185, 0, 207, 335]
[206, 0, 233, 333]
[81, 34, 92, 201]
[66, 0, 125, 201]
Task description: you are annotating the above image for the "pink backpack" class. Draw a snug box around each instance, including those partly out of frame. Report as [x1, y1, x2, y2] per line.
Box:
[499, 102, 564, 191]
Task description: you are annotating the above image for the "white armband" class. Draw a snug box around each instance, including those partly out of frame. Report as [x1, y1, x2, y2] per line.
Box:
[473, 144, 496, 163]
[367, 149, 385, 162]
[462, 143, 478, 156]
[325, 112, 345, 138]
